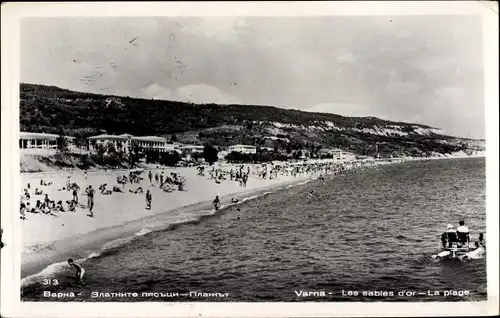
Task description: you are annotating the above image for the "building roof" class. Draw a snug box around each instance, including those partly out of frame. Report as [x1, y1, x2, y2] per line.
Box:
[87, 134, 129, 140]
[179, 145, 204, 150]
[229, 144, 257, 148]
[319, 148, 342, 153]
[20, 132, 59, 140]
[132, 136, 168, 142]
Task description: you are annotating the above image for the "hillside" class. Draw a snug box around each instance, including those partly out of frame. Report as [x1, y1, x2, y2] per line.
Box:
[19, 83, 484, 158]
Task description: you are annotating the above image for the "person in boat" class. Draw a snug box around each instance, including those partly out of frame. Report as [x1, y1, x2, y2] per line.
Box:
[479, 233, 485, 246]
[456, 220, 470, 246]
[461, 242, 486, 260]
[443, 224, 458, 248]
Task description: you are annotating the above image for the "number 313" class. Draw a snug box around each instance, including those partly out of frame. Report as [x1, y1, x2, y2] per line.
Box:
[42, 279, 59, 285]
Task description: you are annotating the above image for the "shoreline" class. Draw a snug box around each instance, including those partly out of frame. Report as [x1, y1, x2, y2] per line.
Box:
[20, 169, 318, 280]
[19, 155, 485, 280]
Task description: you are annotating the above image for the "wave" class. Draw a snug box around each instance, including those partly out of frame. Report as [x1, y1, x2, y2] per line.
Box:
[20, 176, 318, 288]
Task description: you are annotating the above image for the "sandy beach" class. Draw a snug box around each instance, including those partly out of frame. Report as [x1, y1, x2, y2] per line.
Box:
[20, 162, 331, 276]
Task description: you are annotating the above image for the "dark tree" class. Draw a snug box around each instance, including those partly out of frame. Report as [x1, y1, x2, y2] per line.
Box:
[129, 141, 144, 168]
[56, 135, 69, 153]
[203, 144, 219, 165]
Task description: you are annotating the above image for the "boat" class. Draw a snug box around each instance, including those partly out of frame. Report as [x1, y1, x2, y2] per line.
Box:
[434, 232, 485, 260]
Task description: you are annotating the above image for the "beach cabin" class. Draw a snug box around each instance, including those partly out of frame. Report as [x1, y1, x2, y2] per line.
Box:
[19, 132, 58, 150]
[228, 144, 257, 154]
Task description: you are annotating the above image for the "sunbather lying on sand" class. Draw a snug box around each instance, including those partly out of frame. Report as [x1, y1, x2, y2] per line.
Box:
[129, 187, 144, 194]
[113, 185, 124, 193]
[66, 200, 76, 212]
[54, 200, 65, 212]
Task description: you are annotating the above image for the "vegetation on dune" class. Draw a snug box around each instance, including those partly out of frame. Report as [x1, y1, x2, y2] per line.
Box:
[20, 83, 481, 159]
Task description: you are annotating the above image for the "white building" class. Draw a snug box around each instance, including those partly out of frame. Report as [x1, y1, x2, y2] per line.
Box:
[88, 134, 131, 153]
[178, 145, 204, 160]
[228, 144, 257, 154]
[132, 136, 176, 152]
[318, 148, 343, 160]
[87, 134, 178, 153]
[19, 132, 76, 152]
[19, 132, 58, 150]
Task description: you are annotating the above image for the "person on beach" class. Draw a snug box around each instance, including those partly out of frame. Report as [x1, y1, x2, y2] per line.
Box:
[213, 196, 220, 211]
[72, 188, 78, 203]
[66, 200, 76, 212]
[149, 171, 153, 184]
[145, 190, 152, 210]
[67, 259, 85, 281]
[20, 201, 27, 220]
[66, 176, 71, 191]
[54, 200, 65, 213]
[84, 170, 88, 180]
[44, 194, 54, 208]
[86, 185, 95, 217]
[23, 189, 30, 200]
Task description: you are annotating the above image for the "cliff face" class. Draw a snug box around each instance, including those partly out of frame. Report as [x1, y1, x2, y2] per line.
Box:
[20, 83, 484, 158]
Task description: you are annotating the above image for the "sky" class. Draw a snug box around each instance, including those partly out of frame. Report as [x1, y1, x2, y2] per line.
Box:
[21, 16, 485, 139]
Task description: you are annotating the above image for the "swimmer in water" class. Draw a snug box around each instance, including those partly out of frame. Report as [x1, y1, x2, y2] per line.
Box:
[68, 258, 85, 281]
[212, 196, 220, 211]
[305, 190, 315, 198]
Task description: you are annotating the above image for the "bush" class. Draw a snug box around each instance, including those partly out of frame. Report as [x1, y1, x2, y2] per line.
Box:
[77, 154, 95, 170]
[159, 151, 182, 166]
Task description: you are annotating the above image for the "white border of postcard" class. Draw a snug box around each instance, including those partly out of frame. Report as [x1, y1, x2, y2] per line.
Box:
[2, 1, 499, 317]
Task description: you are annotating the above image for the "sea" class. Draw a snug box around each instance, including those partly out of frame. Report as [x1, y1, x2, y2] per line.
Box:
[21, 157, 487, 302]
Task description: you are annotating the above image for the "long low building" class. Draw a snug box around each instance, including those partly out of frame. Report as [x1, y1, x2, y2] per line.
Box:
[19, 132, 76, 150]
[87, 134, 178, 153]
[228, 144, 257, 154]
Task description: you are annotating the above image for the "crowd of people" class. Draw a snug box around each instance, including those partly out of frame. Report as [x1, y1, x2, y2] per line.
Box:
[19, 158, 382, 221]
[19, 169, 190, 220]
